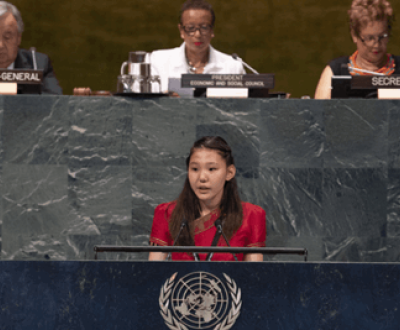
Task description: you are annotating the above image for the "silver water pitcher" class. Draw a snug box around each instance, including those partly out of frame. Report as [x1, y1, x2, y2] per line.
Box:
[121, 51, 147, 75]
[120, 51, 151, 93]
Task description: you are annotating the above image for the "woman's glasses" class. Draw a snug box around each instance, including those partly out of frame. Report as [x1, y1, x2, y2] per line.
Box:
[182, 25, 212, 36]
[359, 33, 389, 46]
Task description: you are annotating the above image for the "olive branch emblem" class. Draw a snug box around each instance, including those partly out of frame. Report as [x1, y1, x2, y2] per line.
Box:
[159, 272, 242, 330]
[159, 272, 187, 330]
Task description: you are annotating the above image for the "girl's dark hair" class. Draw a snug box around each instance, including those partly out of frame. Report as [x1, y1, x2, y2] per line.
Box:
[168, 136, 243, 246]
[179, 0, 216, 27]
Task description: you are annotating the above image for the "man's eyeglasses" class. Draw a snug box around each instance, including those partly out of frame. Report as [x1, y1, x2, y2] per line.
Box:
[182, 25, 212, 36]
[359, 33, 389, 46]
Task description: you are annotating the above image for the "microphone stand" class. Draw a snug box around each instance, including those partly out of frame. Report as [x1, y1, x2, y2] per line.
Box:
[217, 222, 238, 262]
[167, 219, 187, 261]
[166, 218, 199, 261]
[205, 219, 222, 261]
[232, 53, 259, 74]
[350, 67, 385, 75]
[206, 219, 238, 261]
[30, 47, 38, 70]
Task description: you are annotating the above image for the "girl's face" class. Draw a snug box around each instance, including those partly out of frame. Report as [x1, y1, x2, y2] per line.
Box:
[188, 148, 235, 210]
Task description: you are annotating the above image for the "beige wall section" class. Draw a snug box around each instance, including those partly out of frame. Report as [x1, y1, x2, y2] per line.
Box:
[13, 0, 400, 97]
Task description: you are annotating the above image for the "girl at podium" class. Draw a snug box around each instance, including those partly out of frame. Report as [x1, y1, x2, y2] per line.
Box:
[315, 0, 400, 99]
[148, 136, 266, 261]
[149, 0, 244, 93]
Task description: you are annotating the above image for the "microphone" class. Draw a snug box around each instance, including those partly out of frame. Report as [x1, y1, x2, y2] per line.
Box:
[30, 47, 37, 70]
[167, 218, 188, 261]
[206, 219, 223, 261]
[206, 218, 239, 261]
[232, 53, 259, 74]
[218, 220, 238, 261]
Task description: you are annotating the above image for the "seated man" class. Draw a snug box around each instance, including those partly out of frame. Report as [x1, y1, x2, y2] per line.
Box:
[0, 1, 62, 94]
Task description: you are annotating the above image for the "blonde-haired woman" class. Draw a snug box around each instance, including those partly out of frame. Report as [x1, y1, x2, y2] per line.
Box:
[315, 0, 400, 99]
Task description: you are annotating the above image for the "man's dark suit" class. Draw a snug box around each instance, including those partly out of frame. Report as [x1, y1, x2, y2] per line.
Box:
[14, 48, 62, 95]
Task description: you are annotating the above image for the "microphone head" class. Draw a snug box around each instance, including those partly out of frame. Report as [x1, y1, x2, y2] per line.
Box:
[180, 218, 188, 228]
[214, 219, 222, 228]
[29, 47, 36, 52]
[232, 53, 238, 60]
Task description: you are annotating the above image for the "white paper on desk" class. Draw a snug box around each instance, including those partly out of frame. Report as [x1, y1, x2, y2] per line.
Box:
[0, 82, 17, 95]
[206, 88, 248, 98]
[378, 89, 400, 99]
[168, 78, 194, 97]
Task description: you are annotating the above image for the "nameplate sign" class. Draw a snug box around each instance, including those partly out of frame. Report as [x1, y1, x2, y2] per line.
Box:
[181, 74, 274, 89]
[352, 75, 400, 89]
[0, 69, 43, 84]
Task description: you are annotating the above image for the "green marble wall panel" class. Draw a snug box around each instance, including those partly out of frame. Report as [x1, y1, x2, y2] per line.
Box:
[259, 100, 324, 168]
[2, 164, 70, 260]
[0, 95, 399, 263]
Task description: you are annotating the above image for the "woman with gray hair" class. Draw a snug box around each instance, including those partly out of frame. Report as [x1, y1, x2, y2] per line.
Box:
[0, 1, 62, 94]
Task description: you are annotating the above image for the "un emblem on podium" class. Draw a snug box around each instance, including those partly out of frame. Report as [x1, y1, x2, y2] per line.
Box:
[159, 272, 242, 330]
